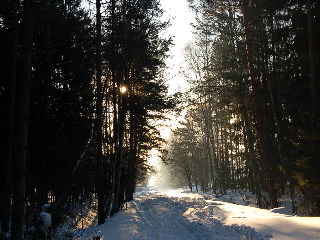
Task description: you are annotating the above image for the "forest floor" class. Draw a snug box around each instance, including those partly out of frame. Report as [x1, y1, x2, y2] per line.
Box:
[75, 187, 320, 240]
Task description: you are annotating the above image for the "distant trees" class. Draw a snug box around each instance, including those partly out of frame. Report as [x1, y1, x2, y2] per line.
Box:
[166, 0, 320, 215]
[0, 0, 171, 238]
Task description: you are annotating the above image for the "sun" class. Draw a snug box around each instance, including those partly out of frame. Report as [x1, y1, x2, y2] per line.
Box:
[120, 86, 127, 94]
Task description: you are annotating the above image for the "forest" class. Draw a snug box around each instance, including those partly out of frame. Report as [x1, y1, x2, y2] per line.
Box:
[0, 0, 173, 239]
[164, 0, 320, 217]
[0, 0, 319, 239]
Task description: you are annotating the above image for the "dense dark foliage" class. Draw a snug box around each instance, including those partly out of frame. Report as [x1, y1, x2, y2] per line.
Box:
[0, 0, 171, 238]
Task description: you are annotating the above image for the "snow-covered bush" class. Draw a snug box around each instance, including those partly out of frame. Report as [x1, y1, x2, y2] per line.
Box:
[25, 204, 52, 240]
[39, 211, 52, 236]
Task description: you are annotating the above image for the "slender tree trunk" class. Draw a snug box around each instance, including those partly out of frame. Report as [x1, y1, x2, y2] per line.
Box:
[241, 103, 263, 208]
[241, 0, 278, 208]
[126, 110, 137, 202]
[11, 0, 33, 239]
[37, 0, 51, 206]
[106, 0, 117, 218]
[228, 116, 235, 187]
[96, 0, 105, 225]
[127, 109, 136, 201]
[213, 122, 222, 193]
[1, 0, 18, 234]
[199, 102, 214, 191]
[307, 0, 320, 217]
[307, 0, 316, 117]
[112, 90, 127, 215]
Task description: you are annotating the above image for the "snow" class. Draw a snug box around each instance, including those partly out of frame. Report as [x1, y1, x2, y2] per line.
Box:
[212, 201, 320, 240]
[39, 211, 52, 235]
[163, 189, 204, 199]
[42, 203, 51, 212]
[74, 187, 320, 240]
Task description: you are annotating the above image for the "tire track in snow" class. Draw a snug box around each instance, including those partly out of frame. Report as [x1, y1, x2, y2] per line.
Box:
[132, 196, 213, 240]
[130, 193, 270, 240]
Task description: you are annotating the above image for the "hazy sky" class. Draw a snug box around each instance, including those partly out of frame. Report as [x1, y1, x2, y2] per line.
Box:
[149, 0, 196, 181]
[160, 0, 195, 94]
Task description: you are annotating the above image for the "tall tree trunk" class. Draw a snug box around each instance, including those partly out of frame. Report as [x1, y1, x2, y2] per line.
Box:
[11, 0, 33, 239]
[1, 0, 18, 234]
[96, 0, 105, 225]
[106, 0, 117, 218]
[307, 0, 316, 118]
[241, 0, 278, 208]
[307, 0, 320, 217]
[37, 0, 51, 206]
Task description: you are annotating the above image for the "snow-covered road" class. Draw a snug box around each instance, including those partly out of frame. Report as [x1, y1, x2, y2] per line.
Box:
[77, 188, 320, 240]
[210, 199, 320, 240]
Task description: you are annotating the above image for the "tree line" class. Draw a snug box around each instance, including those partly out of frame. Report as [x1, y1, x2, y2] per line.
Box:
[0, 0, 172, 239]
[164, 0, 320, 216]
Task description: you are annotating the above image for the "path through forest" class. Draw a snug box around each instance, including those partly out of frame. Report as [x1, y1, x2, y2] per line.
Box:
[76, 187, 320, 240]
